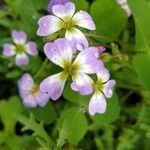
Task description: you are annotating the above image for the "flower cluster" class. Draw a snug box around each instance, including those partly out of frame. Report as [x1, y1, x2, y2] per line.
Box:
[37, 1, 116, 115]
[116, 0, 131, 17]
[2, 1, 116, 116]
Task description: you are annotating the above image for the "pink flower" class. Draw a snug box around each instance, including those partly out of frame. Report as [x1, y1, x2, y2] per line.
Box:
[2, 30, 38, 66]
[71, 68, 116, 115]
[18, 73, 49, 107]
[37, 2, 95, 50]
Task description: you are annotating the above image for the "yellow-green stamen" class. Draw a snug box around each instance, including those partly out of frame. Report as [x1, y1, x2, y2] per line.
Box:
[61, 60, 80, 79]
[60, 17, 77, 32]
[30, 84, 39, 95]
[93, 79, 104, 92]
[15, 44, 26, 54]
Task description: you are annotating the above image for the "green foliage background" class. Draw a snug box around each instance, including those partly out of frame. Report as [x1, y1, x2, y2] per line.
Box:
[0, 0, 150, 149]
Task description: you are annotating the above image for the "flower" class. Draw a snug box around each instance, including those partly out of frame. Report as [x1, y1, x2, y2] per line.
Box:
[40, 38, 103, 101]
[116, 0, 131, 17]
[37, 2, 95, 50]
[18, 73, 49, 107]
[2, 30, 38, 66]
[47, 0, 70, 13]
[71, 68, 116, 115]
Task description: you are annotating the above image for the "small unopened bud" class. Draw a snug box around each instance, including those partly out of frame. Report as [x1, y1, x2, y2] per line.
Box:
[122, 54, 129, 62]
[100, 53, 111, 62]
[111, 43, 119, 54]
[112, 63, 121, 70]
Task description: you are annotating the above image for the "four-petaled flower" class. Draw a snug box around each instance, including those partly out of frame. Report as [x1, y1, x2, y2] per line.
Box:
[47, 0, 70, 13]
[37, 2, 95, 50]
[71, 68, 116, 115]
[2, 30, 38, 66]
[18, 73, 49, 107]
[40, 38, 103, 101]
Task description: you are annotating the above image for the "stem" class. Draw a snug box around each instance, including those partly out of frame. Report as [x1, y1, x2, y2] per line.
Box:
[85, 33, 113, 41]
[34, 58, 48, 79]
[117, 84, 142, 91]
[122, 90, 133, 102]
[85, 33, 122, 45]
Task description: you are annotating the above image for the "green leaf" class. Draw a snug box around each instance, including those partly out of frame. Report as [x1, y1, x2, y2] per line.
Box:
[90, 0, 127, 40]
[6, 69, 22, 79]
[133, 50, 150, 90]
[0, 132, 8, 145]
[0, 96, 22, 133]
[4, 0, 45, 38]
[128, 0, 150, 49]
[5, 135, 38, 150]
[25, 102, 56, 124]
[72, 0, 89, 11]
[91, 93, 120, 124]
[57, 107, 88, 146]
[13, 113, 52, 147]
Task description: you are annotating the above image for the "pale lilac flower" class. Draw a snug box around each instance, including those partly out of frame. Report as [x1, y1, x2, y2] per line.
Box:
[18, 73, 49, 108]
[40, 38, 103, 101]
[37, 2, 95, 50]
[47, 0, 70, 13]
[2, 30, 38, 66]
[116, 0, 131, 17]
[71, 68, 116, 115]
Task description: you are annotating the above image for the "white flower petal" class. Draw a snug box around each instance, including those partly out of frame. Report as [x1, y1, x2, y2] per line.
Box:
[44, 38, 73, 68]
[18, 73, 34, 99]
[37, 15, 62, 36]
[25, 42, 38, 56]
[2, 44, 16, 56]
[89, 92, 106, 116]
[40, 72, 67, 101]
[73, 47, 104, 74]
[103, 80, 116, 98]
[71, 72, 93, 95]
[52, 2, 75, 19]
[73, 11, 96, 30]
[23, 94, 37, 108]
[122, 4, 132, 17]
[65, 27, 89, 49]
[97, 68, 110, 83]
[36, 91, 49, 107]
[15, 53, 29, 66]
[116, 0, 127, 5]
[11, 30, 27, 44]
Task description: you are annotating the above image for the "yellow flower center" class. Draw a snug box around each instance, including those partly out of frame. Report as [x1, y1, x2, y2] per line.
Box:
[30, 84, 39, 95]
[60, 17, 77, 31]
[93, 79, 104, 92]
[61, 60, 80, 79]
[15, 44, 26, 54]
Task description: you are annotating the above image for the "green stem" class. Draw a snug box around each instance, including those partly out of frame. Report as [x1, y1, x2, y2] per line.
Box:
[85, 33, 113, 41]
[34, 58, 48, 79]
[122, 90, 133, 102]
[117, 84, 142, 91]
